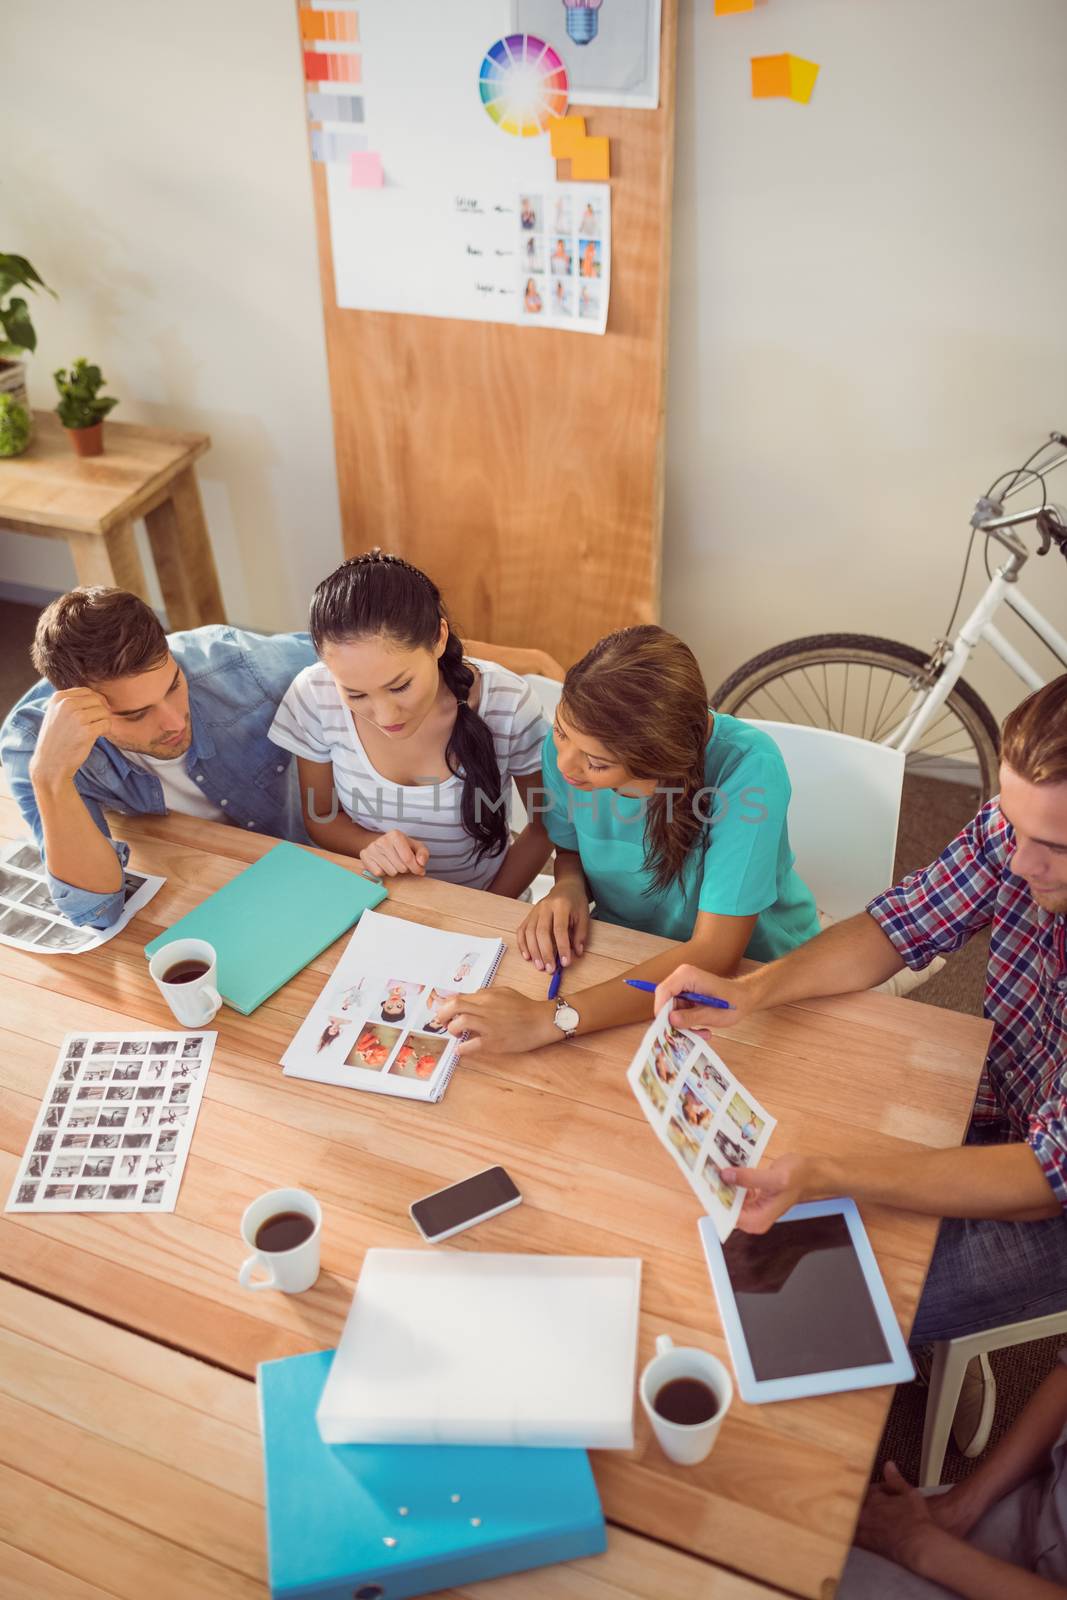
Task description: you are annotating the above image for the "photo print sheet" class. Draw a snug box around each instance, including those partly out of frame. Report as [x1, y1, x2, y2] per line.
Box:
[6, 1029, 216, 1214]
[0, 838, 164, 955]
[628, 1011, 776, 1241]
[282, 909, 505, 1102]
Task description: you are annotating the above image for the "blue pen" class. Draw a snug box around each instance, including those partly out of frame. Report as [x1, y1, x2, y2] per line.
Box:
[624, 978, 732, 1010]
[547, 958, 563, 1001]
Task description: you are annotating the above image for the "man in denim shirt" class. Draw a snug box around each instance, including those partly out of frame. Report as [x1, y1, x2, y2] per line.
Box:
[0, 587, 316, 930]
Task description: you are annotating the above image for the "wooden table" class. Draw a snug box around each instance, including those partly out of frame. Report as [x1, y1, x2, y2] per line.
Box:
[0, 798, 991, 1600]
[0, 411, 226, 629]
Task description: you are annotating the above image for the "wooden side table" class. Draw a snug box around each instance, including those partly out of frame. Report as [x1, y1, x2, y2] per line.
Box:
[0, 411, 226, 629]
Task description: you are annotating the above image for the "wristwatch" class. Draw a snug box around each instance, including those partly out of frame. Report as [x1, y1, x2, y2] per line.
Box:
[552, 997, 580, 1040]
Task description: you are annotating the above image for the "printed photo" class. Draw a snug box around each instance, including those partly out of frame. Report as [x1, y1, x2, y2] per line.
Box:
[169, 1084, 191, 1105]
[578, 283, 600, 321]
[44, 1184, 74, 1200]
[421, 988, 456, 1034]
[0, 866, 32, 902]
[135, 1086, 165, 1101]
[648, 1042, 679, 1090]
[0, 905, 51, 943]
[153, 1039, 178, 1055]
[134, 1104, 158, 1128]
[26, 1155, 47, 1179]
[667, 1114, 703, 1171]
[155, 1128, 179, 1152]
[60, 1134, 89, 1150]
[107, 1184, 138, 1200]
[75, 1184, 106, 1200]
[67, 1110, 95, 1129]
[76, 1086, 104, 1102]
[51, 1157, 81, 1180]
[519, 193, 541, 231]
[638, 1061, 668, 1115]
[523, 277, 544, 316]
[700, 1155, 737, 1210]
[552, 278, 574, 316]
[59, 1062, 79, 1082]
[50, 1086, 71, 1105]
[550, 237, 572, 276]
[120, 1040, 149, 1056]
[122, 1133, 152, 1149]
[92, 1040, 120, 1055]
[171, 1059, 202, 1079]
[578, 239, 602, 279]
[67, 1038, 87, 1059]
[678, 1082, 713, 1133]
[16, 1182, 38, 1205]
[726, 1092, 765, 1147]
[344, 1022, 404, 1070]
[34, 1133, 56, 1152]
[523, 234, 544, 272]
[123, 873, 147, 903]
[314, 1013, 354, 1055]
[158, 1106, 190, 1127]
[42, 1107, 64, 1129]
[450, 952, 478, 985]
[20, 877, 58, 912]
[106, 1086, 135, 1102]
[111, 1062, 142, 1081]
[7, 842, 41, 873]
[97, 1108, 129, 1128]
[181, 1037, 202, 1059]
[578, 197, 603, 237]
[82, 1158, 114, 1179]
[90, 1134, 121, 1149]
[146, 1059, 168, 1080]
[553, 193, 572, 233]
[377, 979, 425, 1025]
[36, 920, 94, 952]
[387, 1030, 449, 1081]
[119, 1152, 144, 1176]
[143, 1181, 166, 1204]
[143, 1153, 176, 1179]
[83, 1067, 111, 1081]
[663, 1023, 695, 1073]
[690, 1056, 729, 1100]
[713, 1128, 748, 1169]
[328, 977, 367, 1014]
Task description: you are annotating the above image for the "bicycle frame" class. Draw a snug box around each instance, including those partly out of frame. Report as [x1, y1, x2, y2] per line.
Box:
[886, 441, 1067, 758]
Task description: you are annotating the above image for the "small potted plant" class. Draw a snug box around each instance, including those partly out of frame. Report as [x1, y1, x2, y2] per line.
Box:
[0, 253, 56, 417]
[54, 359, 118, 457]
[0, 393, 32, 458]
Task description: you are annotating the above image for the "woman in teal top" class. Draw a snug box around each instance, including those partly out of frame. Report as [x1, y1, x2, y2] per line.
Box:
[434, 625, 820, 1058]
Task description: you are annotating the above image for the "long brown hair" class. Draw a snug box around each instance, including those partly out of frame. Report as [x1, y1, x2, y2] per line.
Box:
[561, 626, 709, 892]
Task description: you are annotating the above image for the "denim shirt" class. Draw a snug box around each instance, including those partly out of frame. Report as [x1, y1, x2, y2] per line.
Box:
[0, 625, 317, 930]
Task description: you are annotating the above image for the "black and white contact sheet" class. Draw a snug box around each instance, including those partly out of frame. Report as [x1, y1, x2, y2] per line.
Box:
[6, 1029, 216, 1214]
[0, 838, 164, 954]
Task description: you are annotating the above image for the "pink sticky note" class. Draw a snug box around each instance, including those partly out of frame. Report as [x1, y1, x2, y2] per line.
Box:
[350, 151, 383, 188]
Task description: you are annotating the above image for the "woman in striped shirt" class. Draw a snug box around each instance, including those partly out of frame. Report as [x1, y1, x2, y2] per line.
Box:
[269, 551, 553, 895]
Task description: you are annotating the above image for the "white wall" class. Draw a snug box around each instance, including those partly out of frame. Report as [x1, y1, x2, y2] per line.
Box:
[0, 0, 341, 630]
[3, 1, 1066, 724]
[664, 0, 1067, 722]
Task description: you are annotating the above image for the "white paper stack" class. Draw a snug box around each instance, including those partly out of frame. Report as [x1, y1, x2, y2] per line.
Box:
[317, 1250, 642, 1448]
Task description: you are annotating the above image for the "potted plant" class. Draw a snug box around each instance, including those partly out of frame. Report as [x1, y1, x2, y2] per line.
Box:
[53, 359, 118, 457]
[0, 253, 56, 418]
[0, 393, 32, 458]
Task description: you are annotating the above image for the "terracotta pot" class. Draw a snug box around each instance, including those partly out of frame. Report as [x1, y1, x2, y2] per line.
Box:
[67, 422, 104, 457]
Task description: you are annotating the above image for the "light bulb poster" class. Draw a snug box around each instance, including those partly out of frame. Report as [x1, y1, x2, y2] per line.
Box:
[316, 0, 611, 332]
[511, 0, 661, 108]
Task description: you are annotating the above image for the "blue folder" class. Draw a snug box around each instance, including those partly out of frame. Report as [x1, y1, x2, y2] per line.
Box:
[257, 1349, 607, 1600]
[144, 841, 386, 1015]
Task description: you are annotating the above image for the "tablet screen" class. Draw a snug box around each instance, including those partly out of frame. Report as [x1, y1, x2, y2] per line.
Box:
[722, 1212, 891, 1380]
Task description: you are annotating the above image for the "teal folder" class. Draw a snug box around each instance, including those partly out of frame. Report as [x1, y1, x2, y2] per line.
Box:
[144, 841, 386, 1015]
[258, 1350, 606, 1600]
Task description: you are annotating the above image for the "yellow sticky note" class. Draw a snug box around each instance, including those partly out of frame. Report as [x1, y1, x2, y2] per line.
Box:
[788, 55, 820, 104]
[549, 115, 587, 158]
[715, 0, 755, 13]
[750, 54, 791, 98]
[570, 136, 610, 181]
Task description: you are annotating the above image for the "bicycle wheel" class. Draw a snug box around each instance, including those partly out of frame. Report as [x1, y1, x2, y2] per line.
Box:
[712, 634, 1001, 806]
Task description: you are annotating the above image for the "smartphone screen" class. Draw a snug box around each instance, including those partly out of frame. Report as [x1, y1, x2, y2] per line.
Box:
[410, 1166, 521, 1241]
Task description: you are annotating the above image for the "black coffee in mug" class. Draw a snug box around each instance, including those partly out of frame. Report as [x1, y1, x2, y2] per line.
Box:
[255, 1211, 315, 1253]
[653, 1376, 719, 1426]
[162, 959, 210, 985]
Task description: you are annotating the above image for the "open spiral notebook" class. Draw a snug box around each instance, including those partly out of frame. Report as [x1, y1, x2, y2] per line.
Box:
[281, 910, 505, 1102]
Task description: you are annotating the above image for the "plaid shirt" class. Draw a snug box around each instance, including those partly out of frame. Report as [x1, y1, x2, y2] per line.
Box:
[867, 800, 1067, 1210]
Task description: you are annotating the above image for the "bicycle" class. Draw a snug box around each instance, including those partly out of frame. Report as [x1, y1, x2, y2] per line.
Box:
[712, 432, 1067, 809]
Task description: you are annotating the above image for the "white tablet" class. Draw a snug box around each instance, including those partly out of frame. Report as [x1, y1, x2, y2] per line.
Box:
[698, 1199, 915, 1404]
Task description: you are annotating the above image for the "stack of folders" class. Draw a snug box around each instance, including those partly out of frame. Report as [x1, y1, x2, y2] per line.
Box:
[258, 1250, 643, 1600]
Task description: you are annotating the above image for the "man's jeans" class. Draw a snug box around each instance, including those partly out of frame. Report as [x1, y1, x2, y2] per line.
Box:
[911, 1211, 1067, 1343]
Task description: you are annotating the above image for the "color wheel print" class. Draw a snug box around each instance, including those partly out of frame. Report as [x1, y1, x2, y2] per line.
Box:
[479, 34, 569, 137]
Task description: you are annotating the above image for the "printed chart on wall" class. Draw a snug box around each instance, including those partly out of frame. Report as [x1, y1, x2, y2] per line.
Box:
[299, 0, 646, 333]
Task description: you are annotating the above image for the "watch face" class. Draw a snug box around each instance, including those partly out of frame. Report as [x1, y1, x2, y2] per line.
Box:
[555, 1004, 580, 1034]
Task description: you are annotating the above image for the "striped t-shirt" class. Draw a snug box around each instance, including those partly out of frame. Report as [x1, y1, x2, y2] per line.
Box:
[268, 659, 549, 889]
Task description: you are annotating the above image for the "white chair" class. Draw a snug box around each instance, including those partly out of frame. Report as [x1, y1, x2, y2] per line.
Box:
[743, 720, 905, 922]
[919, 1309, 1067, 1486]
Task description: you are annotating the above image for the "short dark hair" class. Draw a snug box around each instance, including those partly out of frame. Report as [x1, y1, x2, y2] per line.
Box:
[31, 588, 168, 689]
[1002, 674, 1067, 786]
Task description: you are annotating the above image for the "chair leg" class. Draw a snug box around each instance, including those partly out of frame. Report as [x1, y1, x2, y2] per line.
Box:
[919, 1340, 972, 1488]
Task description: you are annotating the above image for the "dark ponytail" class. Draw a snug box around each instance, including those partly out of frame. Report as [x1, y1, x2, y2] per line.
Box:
[309, 550, 508, 863]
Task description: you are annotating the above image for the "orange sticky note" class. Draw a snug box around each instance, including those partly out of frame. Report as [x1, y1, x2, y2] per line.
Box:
[715, 0, 755, 13]
[788, 55, 820, 104]
[549, 115, 587, 158]
[750, 54, 791, 98]
[570, 136, 610, 181]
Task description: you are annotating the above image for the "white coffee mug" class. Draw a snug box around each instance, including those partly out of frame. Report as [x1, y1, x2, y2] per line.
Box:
[148, 938, 222, 1027]
[639, 1334, 733, 1466]
[238, 1187, 322, 1294]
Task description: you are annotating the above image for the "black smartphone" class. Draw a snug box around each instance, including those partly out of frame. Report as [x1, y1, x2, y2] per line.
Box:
[409, 1165, 522, 1243]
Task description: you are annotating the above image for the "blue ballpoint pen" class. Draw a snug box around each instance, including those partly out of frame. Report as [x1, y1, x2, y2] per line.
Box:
[547, 958, 563, 1001]
[624, 978, 732, 1010]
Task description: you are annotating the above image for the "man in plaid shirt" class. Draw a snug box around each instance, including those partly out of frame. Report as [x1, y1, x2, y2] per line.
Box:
[655, 675, 1067, 1460]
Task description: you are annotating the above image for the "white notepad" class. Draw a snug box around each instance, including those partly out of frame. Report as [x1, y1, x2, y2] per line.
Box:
[317, 1250, 642, 1449]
